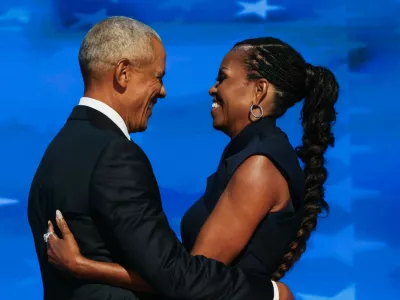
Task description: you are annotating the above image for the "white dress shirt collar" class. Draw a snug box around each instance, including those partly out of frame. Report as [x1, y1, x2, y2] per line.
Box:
[79, 97, 130, 140]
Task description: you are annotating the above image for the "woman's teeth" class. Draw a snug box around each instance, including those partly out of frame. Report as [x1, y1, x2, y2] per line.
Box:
[212, 102, 220, 108]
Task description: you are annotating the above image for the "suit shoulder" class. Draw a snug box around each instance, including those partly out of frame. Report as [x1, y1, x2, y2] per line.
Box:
[102, 139, 146, 154]
[99, 139, 151, 164]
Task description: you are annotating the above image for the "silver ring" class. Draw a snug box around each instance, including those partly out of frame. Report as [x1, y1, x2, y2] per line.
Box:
[43, 231, 54, 243]
[250, 104, 264, 119]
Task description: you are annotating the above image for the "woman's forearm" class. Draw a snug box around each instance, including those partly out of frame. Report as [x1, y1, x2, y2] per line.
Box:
[67, 243, 232, 294]
[72, 256, 156, 293]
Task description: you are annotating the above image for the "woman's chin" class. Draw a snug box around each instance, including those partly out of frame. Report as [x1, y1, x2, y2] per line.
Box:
[211, 110, 227, 130]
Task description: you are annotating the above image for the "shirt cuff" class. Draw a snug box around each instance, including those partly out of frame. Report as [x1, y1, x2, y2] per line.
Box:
[271, 281, 279, 300]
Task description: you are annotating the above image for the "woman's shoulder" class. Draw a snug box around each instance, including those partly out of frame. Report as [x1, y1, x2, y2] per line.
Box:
[225, 127, 299, 175]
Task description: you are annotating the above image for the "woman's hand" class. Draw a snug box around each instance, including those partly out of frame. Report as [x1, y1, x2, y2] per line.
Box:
[47, 210, 83, 275]
[46, 211, 155, 292]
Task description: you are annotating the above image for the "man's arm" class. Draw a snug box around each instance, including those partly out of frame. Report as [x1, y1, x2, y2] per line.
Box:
[89, 140, 272, 299]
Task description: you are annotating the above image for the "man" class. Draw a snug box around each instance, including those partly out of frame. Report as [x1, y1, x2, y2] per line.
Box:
[28, 16, 292, 300]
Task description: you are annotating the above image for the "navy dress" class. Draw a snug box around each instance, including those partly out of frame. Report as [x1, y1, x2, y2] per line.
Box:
[181, 117, 305, 279]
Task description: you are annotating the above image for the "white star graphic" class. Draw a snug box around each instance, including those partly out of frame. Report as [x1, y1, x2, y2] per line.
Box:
[236, 0, 284, 20]
[159, 0, 209, 11]
[304, 226, 385, 265]
[327, 134, 372, 166]
[298, 285, 356, 300]
[325, 177, 380, 213]
[0, 197, 18, 206]
[71, 9, 108, 30]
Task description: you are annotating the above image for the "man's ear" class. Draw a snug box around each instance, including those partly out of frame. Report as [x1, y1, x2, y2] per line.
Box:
[114, 58, 131, 88]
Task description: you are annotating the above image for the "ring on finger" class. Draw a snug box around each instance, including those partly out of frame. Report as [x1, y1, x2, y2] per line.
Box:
[43, 231, 54, 243]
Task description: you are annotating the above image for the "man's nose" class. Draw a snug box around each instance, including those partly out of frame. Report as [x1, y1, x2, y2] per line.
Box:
[160, 85, 166, 98]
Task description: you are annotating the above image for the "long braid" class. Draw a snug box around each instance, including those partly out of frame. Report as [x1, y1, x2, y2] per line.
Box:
[271, 65, 338, 280]
[234, 38, 339, 280]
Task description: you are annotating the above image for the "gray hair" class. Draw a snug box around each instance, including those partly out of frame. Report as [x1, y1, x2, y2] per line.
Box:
[79, 16, 161, 79]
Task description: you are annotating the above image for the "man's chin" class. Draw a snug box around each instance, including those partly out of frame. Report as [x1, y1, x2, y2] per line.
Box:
[130, 120, 148, 133]
[136, 124, 148, 132]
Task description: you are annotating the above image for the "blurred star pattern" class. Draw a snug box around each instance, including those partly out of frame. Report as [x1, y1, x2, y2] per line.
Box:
[0, 0, 399, 299]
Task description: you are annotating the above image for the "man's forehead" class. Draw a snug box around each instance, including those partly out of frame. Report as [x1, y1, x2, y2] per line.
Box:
[152, 56, 166, 72]
[145, 37, 166, 73]
[151, 49, 166, 67]
[151, 37, 166, 55]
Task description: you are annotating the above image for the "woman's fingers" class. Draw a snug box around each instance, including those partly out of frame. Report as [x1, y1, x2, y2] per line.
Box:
[55, 210, 73, 240]
[47, 220, 59, 244]
[48, 220, 55, 234]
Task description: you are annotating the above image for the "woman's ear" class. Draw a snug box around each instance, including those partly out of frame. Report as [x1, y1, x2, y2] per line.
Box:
[255, 78, 269, 104]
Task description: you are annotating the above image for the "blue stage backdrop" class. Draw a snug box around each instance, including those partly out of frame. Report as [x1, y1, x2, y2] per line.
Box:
[0, 0, 399, 299]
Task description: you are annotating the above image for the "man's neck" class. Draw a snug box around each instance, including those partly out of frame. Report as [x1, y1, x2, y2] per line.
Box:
[84, 88, 124, 115]
[79, 97, 132, 139]
[83, 89, 129, 131]
[83, 87, 113, 107]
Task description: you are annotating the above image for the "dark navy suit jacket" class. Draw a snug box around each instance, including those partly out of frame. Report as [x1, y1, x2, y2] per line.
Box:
[28, 105, 274, 300]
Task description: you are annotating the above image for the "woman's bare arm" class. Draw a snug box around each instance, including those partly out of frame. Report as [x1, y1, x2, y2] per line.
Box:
[190, 155, 289, 264]
[47, 155, 289, 293]
[47, 217, 155, 293]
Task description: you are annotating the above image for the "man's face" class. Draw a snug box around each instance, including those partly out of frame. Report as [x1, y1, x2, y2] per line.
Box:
[120, 37, 167, 132]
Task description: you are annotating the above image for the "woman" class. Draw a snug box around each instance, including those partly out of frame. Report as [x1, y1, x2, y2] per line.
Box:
[46, 37, 338, 297]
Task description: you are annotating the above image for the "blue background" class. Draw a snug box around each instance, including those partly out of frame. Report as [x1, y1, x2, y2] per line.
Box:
[0, 0, 399, 299]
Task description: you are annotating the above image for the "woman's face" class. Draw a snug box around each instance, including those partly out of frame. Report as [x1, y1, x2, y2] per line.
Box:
[209, 48, 268, 137]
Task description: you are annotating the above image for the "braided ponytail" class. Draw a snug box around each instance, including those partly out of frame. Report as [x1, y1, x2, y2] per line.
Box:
[271, 65, 339, 280]
[233, 37, 339, 280]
